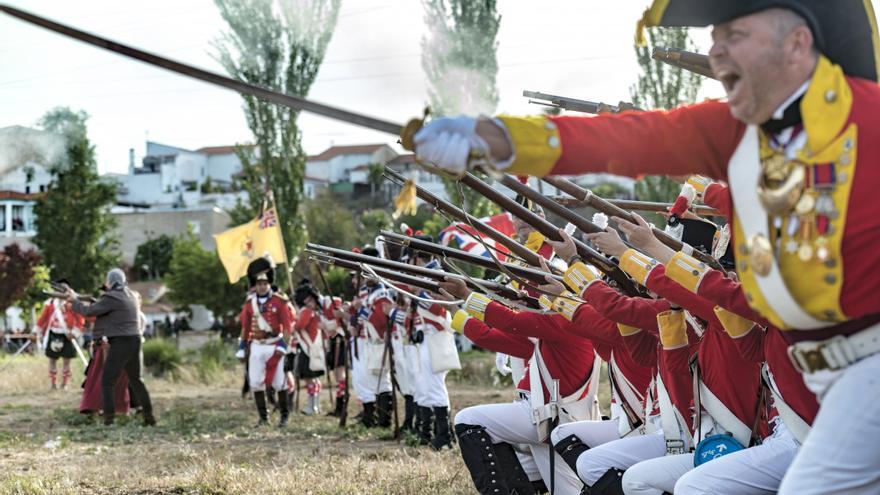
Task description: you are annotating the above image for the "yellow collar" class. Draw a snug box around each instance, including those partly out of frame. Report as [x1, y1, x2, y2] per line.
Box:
[801, 55, 853, 155]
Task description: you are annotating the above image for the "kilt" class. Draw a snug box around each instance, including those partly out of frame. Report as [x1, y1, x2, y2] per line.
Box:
[295, 345, 325, 379]
[45, 332, 75, 359]
[326, 334, 346, 369]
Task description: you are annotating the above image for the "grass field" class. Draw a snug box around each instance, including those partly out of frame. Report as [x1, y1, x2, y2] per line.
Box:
[0, 347, 528, 495]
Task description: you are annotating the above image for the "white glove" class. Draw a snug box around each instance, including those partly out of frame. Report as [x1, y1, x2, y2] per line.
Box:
[413, 116, 489, 174]
[495, 353, 512, 376]
[234, 348, 245, 359]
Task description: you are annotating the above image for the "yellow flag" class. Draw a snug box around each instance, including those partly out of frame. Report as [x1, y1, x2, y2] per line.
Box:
[214, 207, 286, 284]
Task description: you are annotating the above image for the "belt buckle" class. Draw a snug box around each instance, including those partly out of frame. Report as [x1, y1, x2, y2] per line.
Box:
[665, 439, 686, 454]
[788, 336, 849, 373]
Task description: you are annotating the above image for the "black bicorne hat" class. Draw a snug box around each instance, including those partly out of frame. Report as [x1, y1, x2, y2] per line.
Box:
[246, 257, 274, 288]
[680, 218, 718, 255]
[639, 0, 880, 81]
[294, 280, 320, 307]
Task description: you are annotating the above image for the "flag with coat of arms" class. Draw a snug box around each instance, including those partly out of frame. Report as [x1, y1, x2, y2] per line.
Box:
[214, 207, 286, 284]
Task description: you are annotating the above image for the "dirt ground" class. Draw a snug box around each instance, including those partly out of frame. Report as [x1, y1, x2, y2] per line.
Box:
[0, 352, 517, 495]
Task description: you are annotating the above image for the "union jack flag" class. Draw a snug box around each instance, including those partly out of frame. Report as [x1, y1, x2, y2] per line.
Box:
[259, 208, 277, 229]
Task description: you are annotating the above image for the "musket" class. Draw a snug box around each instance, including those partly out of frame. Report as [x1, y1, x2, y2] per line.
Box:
[378, 231, 564, 286]
[652, 47, 717, 80]
[312, 255, 442, 293]
[523, 91, 640, 114]
[311, 263, 338, 410]
[547, 196, 722, 217]
[308, 247, 541, 309]
[542, 176, 726, 271]
[384, 167, 555, 273]
[0, 6, 428, 148]
[460, 172, 643, 296]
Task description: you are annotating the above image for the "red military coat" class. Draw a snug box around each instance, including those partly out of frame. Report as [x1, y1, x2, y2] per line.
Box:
[37, 299, 85, 334]
[239, 292, 293, 341]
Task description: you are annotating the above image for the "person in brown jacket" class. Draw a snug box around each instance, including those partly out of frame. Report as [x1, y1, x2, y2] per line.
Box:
[67, 268, 155, 426]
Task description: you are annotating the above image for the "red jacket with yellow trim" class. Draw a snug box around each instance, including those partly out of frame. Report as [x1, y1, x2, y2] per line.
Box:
[484, 301, 596, 401]
[501, 59, 880, 336]
[643, 266, 762, 430]
[240, 293, 294, 341]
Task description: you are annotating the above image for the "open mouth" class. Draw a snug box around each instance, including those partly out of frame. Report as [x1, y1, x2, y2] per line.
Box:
[717, 69, 742, 96]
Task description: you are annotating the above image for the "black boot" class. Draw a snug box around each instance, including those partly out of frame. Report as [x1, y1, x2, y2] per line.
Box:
[430, 406, 452, 451]
[413, 401, 423, 433]
[376, 392, 392, 428]
[401, 395, 415, 432]
[360, 402, 376, 428]
[587, 468, 625, 495]
[554, 434, 590, 473]
[492, 441, 537, 495]
[455, 423, 537, 495]
[253, 391, 269, 426]
[277, 390, 290, 427]
[327, 396, 344, 417]
[417, 406, 433, 445]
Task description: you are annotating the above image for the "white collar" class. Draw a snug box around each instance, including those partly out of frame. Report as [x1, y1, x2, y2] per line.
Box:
[771, 81, 810, 120]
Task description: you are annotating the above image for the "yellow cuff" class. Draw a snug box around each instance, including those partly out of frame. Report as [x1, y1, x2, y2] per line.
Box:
[713, 306, 757, 339]
[665, 251, 709, 294]
[538, 295, 554, 311]
[618, 324, 642, 337]
[451, 310, 471, 334]
[563, 262, 600, 295]
[552, 291, 582, 321]
[463, 292, 492, 322]
[657, 310, 688, 349]
[619, 249, 659, 285]
[686, 175, 712, 197]
[496, 115, 563, 177]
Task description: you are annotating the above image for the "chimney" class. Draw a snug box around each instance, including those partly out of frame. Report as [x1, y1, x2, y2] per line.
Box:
[129, 148, 135, 175]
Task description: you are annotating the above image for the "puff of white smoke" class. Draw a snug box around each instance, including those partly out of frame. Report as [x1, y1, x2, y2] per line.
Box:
[0, 126, 66, 176]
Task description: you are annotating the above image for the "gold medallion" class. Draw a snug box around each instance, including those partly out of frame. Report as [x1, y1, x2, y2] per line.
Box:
[757, 163, 806, 216]
[815, 237, 830, 261]
[797, 243, 814, 262]
[747, 234, 773, 276]
[795, 193, 816, 215]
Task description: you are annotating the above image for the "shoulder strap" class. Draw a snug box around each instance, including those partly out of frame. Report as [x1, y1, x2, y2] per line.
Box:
[761, 364, 811, 443]
[691, 358, 752, 445]
[656, 372, 693, 454]
[250, 296, 273, 333]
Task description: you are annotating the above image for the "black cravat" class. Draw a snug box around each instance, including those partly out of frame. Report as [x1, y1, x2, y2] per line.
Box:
[760, 95, 803, 135]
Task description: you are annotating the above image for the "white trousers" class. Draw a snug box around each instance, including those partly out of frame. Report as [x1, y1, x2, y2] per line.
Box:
[575, 429, 666, 486]
[414, 340, 450, 408]
[455, 400, 584, 495]
[550, 419, 622, 450]
[779, 352, 880, 494]
[248, 342, 286, 391]
[391, 336, 418, 397]
[351, 336, 391, 403]
[674, 420, 799, 494]
[622, 452, 693, 495]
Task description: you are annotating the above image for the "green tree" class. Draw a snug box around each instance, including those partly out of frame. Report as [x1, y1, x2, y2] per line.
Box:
[421, 0, 502, 219]
[367, 162, 385, 205]
[15, 264, 51, 330]
[166, 232, 246, 319]
[214, 0, 341, 271]
[357, 209, 392, 246]
[33, 108, 120, 291]
[134, 234, 175, 280]
[303, 191, 358, 250]
[629, 27, 703, 225]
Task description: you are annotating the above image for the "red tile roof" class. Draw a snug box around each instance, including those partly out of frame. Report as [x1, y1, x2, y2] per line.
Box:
[388, 153, 416, 165]
[0, 190, 43, 200]
[307, 144, 387, 162]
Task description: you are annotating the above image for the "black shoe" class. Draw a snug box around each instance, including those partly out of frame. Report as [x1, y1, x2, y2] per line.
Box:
[326, 396, 344, 417]
[401, 395, 415, 432]
[143, 412, 157, 427]
[277, 390, 290, 428]
[430, 406, 452, 451]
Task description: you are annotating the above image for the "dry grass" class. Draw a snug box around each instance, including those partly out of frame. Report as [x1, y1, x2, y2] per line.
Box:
[0, 351, 611, 495]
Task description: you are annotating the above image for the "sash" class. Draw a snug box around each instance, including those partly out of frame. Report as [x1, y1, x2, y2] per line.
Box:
[656, 373, 693, 454]
[250, 296, 274, 335]
[529, 342, 599, 437]
[727, 126, 826, 329]
[761, 364, 811, 443]
[609, 353, 646, 436]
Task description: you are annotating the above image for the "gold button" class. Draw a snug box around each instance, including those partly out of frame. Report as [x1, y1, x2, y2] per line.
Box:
[824, 310, 837, 320]
[825, 90, 837, 102]
[839, 154, 850, 166]
[544, 121, 557, 131]
[824, 274, 837, 284]
[692, 270, 699, 276]
[548, 136, 560, 148]
[843, 138, 853, 151]
[824, 258, 837, 268]
[738, 244, 749, 256]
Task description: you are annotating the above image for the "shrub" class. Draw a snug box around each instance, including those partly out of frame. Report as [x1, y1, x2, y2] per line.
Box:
[142, 338, 182, 377]
[194, 339, 236, 383]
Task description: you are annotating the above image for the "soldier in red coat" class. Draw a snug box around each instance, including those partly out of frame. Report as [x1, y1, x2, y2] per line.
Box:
[413, 2, 880, 491]
[292, 280, 325, 416]
[36, 278, 85, 390]
[236, 259, 293, 427]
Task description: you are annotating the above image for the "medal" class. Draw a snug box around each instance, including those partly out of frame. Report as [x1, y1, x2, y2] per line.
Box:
[757, 161, 806, 216]
[747, 234, 773, 276]
[815, 237, 830, 262]
[794, 193, 815, 215]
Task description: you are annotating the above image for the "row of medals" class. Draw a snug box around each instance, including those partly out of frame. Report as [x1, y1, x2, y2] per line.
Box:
[749, 147, 843, 277]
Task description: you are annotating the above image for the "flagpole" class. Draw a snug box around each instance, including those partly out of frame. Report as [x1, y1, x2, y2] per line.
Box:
[268, 190, 296, 293]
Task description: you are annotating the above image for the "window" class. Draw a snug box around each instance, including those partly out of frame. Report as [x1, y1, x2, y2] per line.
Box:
[11, 204, 26, 232]
[0, 205, 5, 232]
